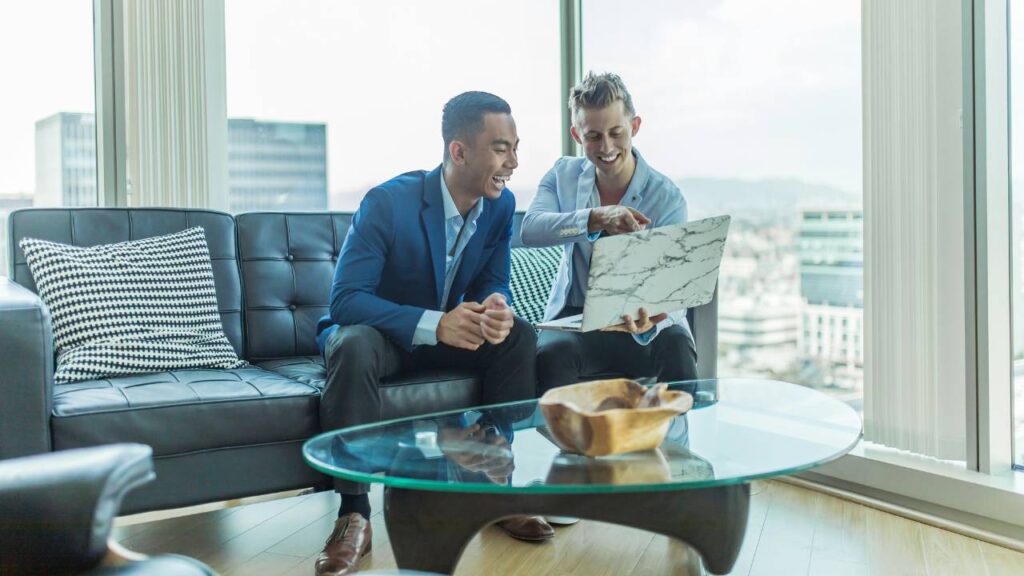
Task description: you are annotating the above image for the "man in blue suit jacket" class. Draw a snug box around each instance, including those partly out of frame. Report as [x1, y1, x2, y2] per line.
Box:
[313, 92, 546, 576]
[521, 72, 698, 393]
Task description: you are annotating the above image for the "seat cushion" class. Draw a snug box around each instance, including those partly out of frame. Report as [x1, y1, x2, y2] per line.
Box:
[51, 367, 319, 457]
[257, 357, 483, 420]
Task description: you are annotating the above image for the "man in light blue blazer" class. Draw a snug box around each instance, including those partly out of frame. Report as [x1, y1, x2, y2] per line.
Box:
[521, 72, 698, 393]
[313, 92, 549, 576]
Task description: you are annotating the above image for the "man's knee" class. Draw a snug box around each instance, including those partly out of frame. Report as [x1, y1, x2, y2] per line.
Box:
[321, 325, 390, 428]
[488, 316, 537, 364]
[327, 325, 385, 361]
[325, 325, 389, 382]
[652, 328, 699, 381]
[502, 316, 537, 353]
[536, 333, 583, 390]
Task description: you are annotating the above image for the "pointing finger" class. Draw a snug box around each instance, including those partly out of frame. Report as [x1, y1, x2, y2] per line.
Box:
[628, 208, 652, 225]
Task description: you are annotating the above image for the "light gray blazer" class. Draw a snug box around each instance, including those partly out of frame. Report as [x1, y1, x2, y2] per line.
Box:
[520, 149, 693, 342]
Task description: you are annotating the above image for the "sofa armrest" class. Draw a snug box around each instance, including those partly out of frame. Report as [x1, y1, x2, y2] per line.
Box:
[0, 277, 54, 459]
[689, 285, 719, 379]
[0, 444, 156, 574]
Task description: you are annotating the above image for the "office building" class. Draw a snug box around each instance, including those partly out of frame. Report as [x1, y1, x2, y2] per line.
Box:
[227, 118, 327, 212]
[34, 112, 97, 208]
[719, 294, 801, 374]
[34, 115, 328, 213]
[798, 208, 864, 389]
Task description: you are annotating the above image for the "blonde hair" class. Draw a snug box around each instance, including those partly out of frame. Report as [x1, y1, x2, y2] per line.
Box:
[568, 72, 636, 122]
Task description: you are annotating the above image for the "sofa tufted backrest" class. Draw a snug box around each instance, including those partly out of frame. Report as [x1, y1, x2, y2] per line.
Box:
[7, 208, 246, 357]
[235, 212, 350, 361]
[234, 211, 530, 361]
[7, 208, 715, 375]
[234, 211, 714, 375]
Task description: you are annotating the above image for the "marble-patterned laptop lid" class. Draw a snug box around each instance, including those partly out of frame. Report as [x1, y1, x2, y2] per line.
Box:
[583, 215, 731, 332]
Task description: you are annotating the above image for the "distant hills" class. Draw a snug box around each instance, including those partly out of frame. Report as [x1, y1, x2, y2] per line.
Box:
[330, 176, 863, 222]
[677, 177, 861, 224]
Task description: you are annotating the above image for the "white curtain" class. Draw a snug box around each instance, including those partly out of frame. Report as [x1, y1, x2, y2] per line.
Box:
[122, 0, 227, 210]
[862, 0, 967, 460]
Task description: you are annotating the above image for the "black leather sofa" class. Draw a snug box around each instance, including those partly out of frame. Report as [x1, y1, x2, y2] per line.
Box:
[0, 208, 718, 515]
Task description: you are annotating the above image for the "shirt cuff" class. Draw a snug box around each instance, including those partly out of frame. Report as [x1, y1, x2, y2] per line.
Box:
[413, 310, 443, 346]
[632, 325, 658, 346]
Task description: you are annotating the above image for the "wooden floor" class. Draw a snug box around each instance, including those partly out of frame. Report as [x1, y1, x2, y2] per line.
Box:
[112, 480, 1024, 576]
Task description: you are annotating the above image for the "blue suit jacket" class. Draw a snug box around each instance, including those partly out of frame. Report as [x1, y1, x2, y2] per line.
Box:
[316, 166, 515, 353]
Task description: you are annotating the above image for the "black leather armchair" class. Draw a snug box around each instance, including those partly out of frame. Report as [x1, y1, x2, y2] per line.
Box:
[0, 443, 215, 575]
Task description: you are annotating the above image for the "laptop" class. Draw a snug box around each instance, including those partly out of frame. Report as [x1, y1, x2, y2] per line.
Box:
[535, 215, 731, 332]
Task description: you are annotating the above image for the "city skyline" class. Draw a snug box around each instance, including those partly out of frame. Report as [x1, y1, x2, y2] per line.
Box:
[28, 112, 330, 212]
[17, 109, 868, 216]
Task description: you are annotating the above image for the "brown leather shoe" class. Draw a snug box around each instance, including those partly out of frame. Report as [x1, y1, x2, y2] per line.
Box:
[497, 515, 555, 542]
[315, 512, 372, 576]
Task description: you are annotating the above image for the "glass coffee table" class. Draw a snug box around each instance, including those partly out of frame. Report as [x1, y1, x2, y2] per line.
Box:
[303, 378, 862, 575]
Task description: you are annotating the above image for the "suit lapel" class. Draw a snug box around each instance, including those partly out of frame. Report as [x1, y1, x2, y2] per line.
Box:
[421, 167, 446, 309]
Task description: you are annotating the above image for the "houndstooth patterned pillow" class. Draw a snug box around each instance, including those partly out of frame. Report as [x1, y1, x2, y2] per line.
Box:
[509, 246, 562, 325]
[19, 227, 247, 384]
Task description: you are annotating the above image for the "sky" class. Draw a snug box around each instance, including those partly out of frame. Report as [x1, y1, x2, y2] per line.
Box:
[9, 0, 1024, 209]
[584, 0, 863, 194]
[0, 1, 95, 196]
[223, 0, 562, 207]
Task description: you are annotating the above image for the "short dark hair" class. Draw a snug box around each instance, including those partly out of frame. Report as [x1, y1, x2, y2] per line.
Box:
[442, 91, 512, 161]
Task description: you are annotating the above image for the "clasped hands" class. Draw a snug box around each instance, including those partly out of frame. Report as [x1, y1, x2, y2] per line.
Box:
[436, 292, 513, 351]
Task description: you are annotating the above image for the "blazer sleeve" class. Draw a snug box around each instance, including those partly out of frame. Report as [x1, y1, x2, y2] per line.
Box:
[520, 161, 593, 247]
[328, 189, 429, 350]
[465, 199, 514, 306]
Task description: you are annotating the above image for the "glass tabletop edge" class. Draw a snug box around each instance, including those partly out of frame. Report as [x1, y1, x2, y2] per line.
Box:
[302, 430, 865, 495]
[303, 396, 540, 450]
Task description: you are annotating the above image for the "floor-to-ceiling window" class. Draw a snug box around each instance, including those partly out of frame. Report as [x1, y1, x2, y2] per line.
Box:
[223, 0, 563, 213]
[582, 0, 864, 410]
[1010, 0, 1024, 467]
[0, 1, 98, 276]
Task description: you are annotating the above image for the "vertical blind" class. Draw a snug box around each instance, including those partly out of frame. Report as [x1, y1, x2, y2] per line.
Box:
[122, 0, 226, 210]
[863, 0, 967, 460]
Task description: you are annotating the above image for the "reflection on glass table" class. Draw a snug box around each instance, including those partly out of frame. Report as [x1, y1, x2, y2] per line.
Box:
[304, 379, 862, 575]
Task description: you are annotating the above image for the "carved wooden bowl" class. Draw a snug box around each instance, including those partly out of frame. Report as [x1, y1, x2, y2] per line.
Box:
[539, 379, 694, 457]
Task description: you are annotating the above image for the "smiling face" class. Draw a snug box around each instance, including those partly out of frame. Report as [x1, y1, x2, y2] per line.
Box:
[571, 100, 641, 181]
[450, 112, 519, 201]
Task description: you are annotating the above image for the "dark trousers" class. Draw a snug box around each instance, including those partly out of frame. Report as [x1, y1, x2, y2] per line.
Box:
[536, 306, 698, 394]
[321, 316, 537, 494]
